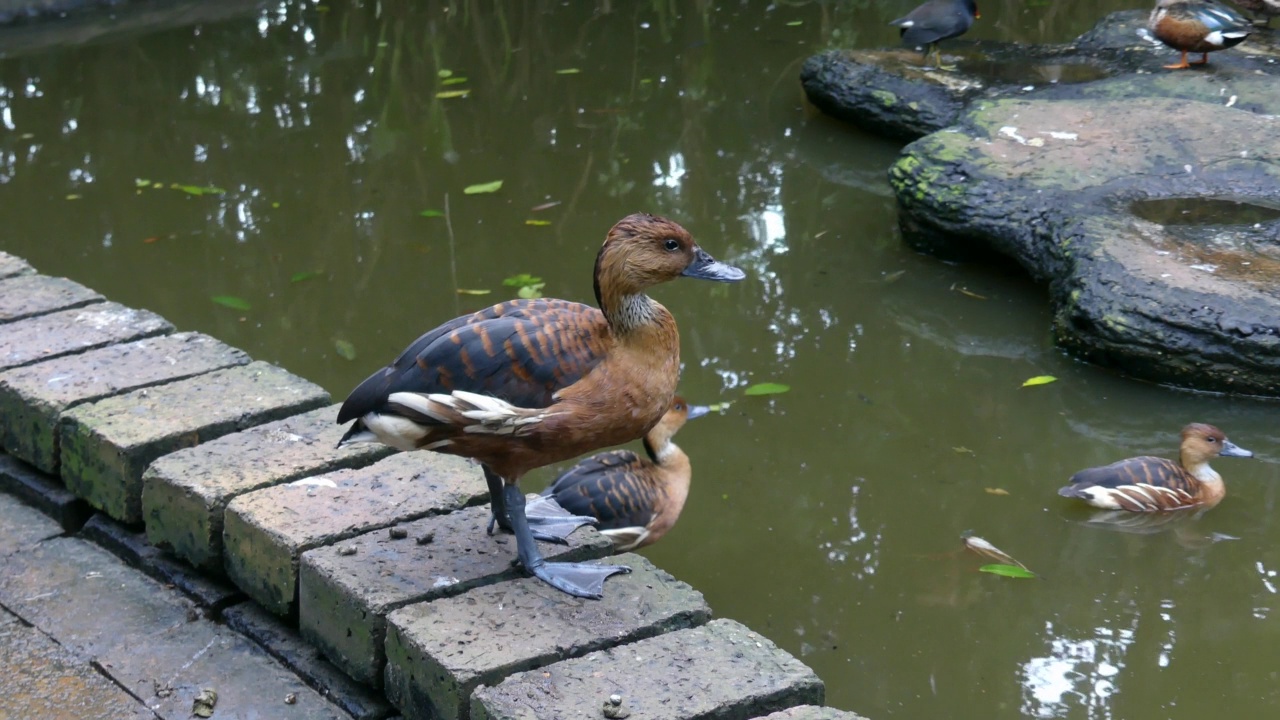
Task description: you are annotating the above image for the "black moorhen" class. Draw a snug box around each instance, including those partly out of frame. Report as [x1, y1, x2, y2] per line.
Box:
[890, 0, 980, 70]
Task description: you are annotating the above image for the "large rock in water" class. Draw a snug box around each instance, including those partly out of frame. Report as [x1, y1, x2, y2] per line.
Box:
[803, 12, 1280, 396]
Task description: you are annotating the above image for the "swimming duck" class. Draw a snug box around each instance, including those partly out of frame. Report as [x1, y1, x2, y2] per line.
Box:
[1057, 423, 1253, 511]
[542, 396, 708, 553]
[1229, 0, 1280, 25]
[889, 0, 980, 70]
[1148, 0, 1252, 69]
[336, 213, 744, 598]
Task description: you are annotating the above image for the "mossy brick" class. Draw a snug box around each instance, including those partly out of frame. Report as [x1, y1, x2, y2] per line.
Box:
[0, 537, 349, 719]
[755, 706, 871, 720]
[59, 361, 330, 524]
[0, 274, 102, 324]
[0, 302, 172, 372]
[223, 452, 487, 616]
[383, 554, 711, 720]
[298, 503, 614, 688]
[0, 332, 250, 473]
[471, 619, 825, 720]
[142, 403, 394, 572]
[0, 251, 35, 278]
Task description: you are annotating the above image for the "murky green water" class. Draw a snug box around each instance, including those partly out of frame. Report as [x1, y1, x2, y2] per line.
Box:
[4, 2, 1280, 718]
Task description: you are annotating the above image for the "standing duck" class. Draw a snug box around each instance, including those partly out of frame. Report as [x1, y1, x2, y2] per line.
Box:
[1057, 423, 1253, 511]
[542, 396, 708, 553]
[1148, 0, 1252, 69]
[889, 0, 980, 70]
[336, 214, 744, 598]
[1229, 0, 1280, 26]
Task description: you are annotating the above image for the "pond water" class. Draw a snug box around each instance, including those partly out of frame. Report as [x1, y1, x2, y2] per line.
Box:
[3, 2, 1279, 718]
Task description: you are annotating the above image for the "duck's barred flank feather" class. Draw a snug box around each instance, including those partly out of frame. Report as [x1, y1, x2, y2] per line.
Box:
[1061, 456, 1206, 511]
[548, 450, 660, 531]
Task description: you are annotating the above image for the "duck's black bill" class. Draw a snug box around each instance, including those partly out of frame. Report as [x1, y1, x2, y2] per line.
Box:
[683, 247, 746, 282]
[1220, 440, 1253, 458]
[686, 405, 712, 420]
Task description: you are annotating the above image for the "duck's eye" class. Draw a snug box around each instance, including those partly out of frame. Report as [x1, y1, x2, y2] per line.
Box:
[674, 403, 684, 410]
[1207, 437, 1217, 443]
[663, 238, 680, 251]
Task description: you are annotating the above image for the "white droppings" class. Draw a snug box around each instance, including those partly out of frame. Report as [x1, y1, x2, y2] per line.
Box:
[1225, 95, 1238, 108]
[290, 477, 337, 488]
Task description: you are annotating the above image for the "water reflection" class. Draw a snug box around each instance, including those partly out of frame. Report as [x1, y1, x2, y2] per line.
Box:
[1022, 621, 1126, 719]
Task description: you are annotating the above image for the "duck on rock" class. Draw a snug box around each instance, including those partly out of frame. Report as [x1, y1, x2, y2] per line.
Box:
[1148, 0, 1252, 69]
[1057, 423, 1253, 511]
[889, 0, 980, 70]
[542, 395, 708, 553]
[335, 214, 744, 598]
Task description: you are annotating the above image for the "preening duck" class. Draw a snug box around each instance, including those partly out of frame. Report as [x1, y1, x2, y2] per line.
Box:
[335, 213, 744, 598]
[542, 396, 708, 553]
[1148, 0, 1252, 69]
[889, 0, 980, 70]
[1057, 423, 1253, 511]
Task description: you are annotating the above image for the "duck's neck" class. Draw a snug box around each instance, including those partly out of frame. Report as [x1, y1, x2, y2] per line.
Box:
[602, 292, 662, 335]
[1182, 453, 1221, 484]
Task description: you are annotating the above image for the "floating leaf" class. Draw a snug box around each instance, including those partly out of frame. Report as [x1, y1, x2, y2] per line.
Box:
[438, 69, 453, 78]
[134, 178, 151, 187]
[436, 89, 470, 99]
[66, 194, 81, 200]
[441, 77, 469, 85]
[503, 273, 544, 288]
[721, 493, 730, 501]
[334, 339, 357, 361]
[517, 283, 546, 299]
[1021, 375, 1058, 387]
[172, 183, 226, 196]
[555, 68, 581, 74]
[271, 202, 280, 208]
[464, 180, 504, 195]
[953, 446, 975, 455]
[985, 487, 1010, 496]
[456, 288, 492, 296]
[531, 201, 561, 211]
[291, 271, 321, 283]
[418, 209, 445, 218]
[707, 402, 732, 413]
[211, 296, 251, 311]
[744, 382, 790, 396]
[152, 182, 163, 189]
[524, 219, 551, 226]
[142, 237, 160, 244]
[786, 20, 804, 26]
[979, 564, 1037, 579]
[963, 534, 1029, 570]
[882, 269, 906, 284]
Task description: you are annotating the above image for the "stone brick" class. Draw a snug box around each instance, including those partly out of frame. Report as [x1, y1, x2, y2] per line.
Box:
[0, 302, 172, 372]
[755, 705, 871, 720]
[299, 504, 614, 688]
[223, 452, 487, 616]
[0, 607, 154, 720]
[0, 537, 350, 719]
[224, 601, 396, 720]
[0, 489, 63, 556]
[470, 619, 825, 720]
[0, 274, 102, 324]
[384, 554, 710, 720]
[0, 251, 34, 279]
[0, 332, 250, 473]
[80, 514, 242, 612]
[60, 361, 330, 524]
[142, 403, 393, 572]
[0, 454, 92, 532]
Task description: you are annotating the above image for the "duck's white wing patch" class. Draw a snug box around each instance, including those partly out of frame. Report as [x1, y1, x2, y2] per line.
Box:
[419, 390, 557, 436]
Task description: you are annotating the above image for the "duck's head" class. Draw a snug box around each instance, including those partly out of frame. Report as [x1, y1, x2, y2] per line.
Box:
[644, 395, 710, 459]
[1180, 423, 1253, 463]
[594, 213, 744, 305]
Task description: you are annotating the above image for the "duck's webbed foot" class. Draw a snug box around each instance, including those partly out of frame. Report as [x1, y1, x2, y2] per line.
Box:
[522, 494, 596, 542]
[505, 484, 630, 599]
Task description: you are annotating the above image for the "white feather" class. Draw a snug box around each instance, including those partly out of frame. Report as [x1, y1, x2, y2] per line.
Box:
[362, 413, 430, 451]
[602, 527, 650, 552]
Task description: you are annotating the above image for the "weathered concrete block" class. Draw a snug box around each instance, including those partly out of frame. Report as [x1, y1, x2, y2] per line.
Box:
[223, 452, 487, 616]
[142, 403, 393, 572]
[0, 454, 92, 532]
[0, 607, 154, 720]
[299, 504, 614, 688]
[384, 554, 711, 720]
[0, 251, 34, 279]
[0, 489, 63, 556]
[0, 331, 250, 473]
[471, 619, 825, 720]
[59, 361, 330, 524]
[755, 705, 871, 720]
[0, 274, 102, 324]
[0, 537, 349, 719]
[224, 601, 397, 720]
[0, 302, 172, 372]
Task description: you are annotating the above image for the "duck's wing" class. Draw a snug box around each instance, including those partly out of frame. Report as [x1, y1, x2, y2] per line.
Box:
[337, 299, 608, 424]
[1058, 457, 1199, 511]
[543, 450, 660, 534]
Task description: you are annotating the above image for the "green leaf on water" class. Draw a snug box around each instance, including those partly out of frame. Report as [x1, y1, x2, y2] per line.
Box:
[503, 273, 544, 288]
[979, 563, 1037, 579]
[436, 89, 470, 99]
[555, 68, 581, 74]
[464, 180, 503, 195]
[744, 382, 791, 396]
[517, 283, 546, 300]
[211, 296, 251, 311]
[172, 183, 226, 196]
[441, 77, 469, 85]
[334, 339, 357, 361]
[134, 178, 151, 187]
[418, 209, 445, 218]
[456, 288, 492, 296]
[438, 69, 453, 78]
[524, 219, 551, 226]
[707, 402, 731, 413]
[786, 20, 803, 26]
[1021, 375, 1058, 387]
[290, 271, 321, 283]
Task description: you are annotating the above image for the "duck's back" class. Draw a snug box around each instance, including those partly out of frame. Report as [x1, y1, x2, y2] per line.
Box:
[1060, 456, 1203, 511]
